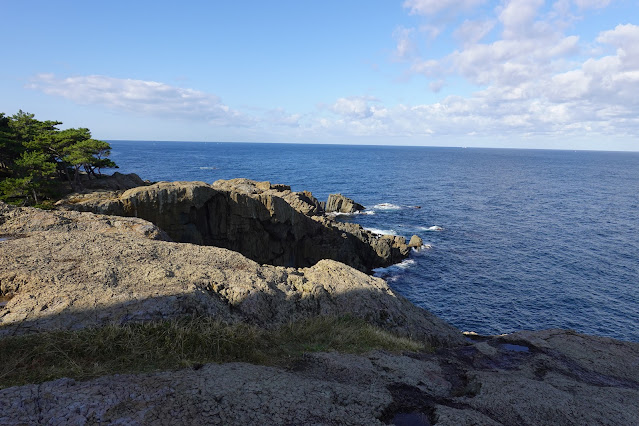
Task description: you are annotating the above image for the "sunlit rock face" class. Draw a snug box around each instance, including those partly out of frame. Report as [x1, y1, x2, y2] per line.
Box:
[58, 179, 412, 272]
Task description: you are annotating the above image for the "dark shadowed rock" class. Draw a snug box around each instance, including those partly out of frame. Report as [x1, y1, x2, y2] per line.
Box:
[80, 172, 147, 191]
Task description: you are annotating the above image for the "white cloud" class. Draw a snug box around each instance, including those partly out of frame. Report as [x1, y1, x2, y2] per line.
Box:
[454, 19, 496, 46]
[429, 79, 446, 92]
[263, 108, 302, 127]
[28, 74, 251, 126]
[393, 26, 417, 60]
[403, 0, 486, 16]
[498, 0, 549, 40]
[330, 96, 380, 119]
[574, 0, 612, 10]
[315, 21, 639, 142]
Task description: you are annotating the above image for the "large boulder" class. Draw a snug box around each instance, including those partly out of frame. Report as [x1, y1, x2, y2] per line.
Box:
[57, 179, 413, 272]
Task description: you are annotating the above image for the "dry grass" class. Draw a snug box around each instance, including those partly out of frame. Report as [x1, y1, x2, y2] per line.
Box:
[0, 316, 425, 389]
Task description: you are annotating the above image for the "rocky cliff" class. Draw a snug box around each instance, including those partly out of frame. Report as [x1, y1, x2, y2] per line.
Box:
[325, 193, 365, 214]
[2, 201, 639, 424]
[58, 178, 416, 272]
[0, 202, 459, 345]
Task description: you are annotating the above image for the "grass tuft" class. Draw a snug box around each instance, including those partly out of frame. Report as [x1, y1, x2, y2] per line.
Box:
[0, 316, 424, 389]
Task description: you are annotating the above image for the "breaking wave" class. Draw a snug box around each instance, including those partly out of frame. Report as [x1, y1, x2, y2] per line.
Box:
[364, 227, 397, 236]
[371, 203, 401, 211]
[327, 210, 375, 217]
[419, 225, 444, 232]
[373, 259, 417, 282]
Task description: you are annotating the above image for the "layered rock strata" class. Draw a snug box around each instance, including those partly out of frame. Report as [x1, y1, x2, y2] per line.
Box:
[0, 202, 461, 345]
[325, 193, 365, 214]
[58, 179, 414, 272]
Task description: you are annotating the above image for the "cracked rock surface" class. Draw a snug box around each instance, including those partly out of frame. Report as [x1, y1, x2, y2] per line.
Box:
[2, 196, 639, 424]
[57, 178, 413, 272]
[1, 331, 638, 425]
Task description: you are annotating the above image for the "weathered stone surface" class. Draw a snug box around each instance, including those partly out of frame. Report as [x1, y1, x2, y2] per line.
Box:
[1, 330, 637, 425]
[0, 202, 460, 345]
[2, 202, 639, 425]
[408, 234, 424, 248]
[325, 193, 365, 214]
[58, 179, 413, 272]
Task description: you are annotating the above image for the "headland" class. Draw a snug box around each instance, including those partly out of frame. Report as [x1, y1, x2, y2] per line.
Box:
[1, 174, 638, 425]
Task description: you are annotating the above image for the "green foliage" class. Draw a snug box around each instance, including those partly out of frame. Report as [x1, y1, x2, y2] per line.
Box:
[0, 316, 425, 389]
[0, 110, 117, 204]
[0, 177, 32, 203]
[0, 114, 22, 171]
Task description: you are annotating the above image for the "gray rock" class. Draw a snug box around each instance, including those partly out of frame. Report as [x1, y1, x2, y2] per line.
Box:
[57, 179, 412, 272]
[80, 172, 147, 191]
[1, 330, 637, 425]
[325, 193, 365, 214]
[0, 202, 461, 345]
[2, 202, 638, 425]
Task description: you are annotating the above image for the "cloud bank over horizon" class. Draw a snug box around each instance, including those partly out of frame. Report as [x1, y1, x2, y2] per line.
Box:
[5, 1, 639, 149]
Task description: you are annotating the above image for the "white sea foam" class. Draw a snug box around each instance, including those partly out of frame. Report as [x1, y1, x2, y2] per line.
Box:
[396, 258, 416, 269]
[364, 227, 397, 236]
[199, 166, 218, 170]
[418, 225, 444, 232]
[373, 258, 417, 281]
[371, 203, 401, 210]
[326, 210, 375, 217]
[411, 244, 433, 254]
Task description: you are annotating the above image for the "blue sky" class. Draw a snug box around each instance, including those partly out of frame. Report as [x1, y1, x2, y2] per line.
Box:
[1, 0, 638, 150]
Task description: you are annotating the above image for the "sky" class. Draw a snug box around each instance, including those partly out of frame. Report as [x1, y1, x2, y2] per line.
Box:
[1, 0, 638, 151]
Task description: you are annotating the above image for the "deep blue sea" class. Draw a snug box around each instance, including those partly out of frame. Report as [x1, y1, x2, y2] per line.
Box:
[108, 141, 639, 342]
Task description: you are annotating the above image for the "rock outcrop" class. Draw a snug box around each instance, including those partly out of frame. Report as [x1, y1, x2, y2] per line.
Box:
[2, 202, 639, 424]
[0, 202, 460, 345]
[325, 193, 365, 214]
[1, 329, 638, 425]
[80, 171, 148, 191]
[408, 234, 424, 248]
[57, 179, 412, 272]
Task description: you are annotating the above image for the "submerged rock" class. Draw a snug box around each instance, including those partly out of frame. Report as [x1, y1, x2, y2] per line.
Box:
[57, 179, 413, 272]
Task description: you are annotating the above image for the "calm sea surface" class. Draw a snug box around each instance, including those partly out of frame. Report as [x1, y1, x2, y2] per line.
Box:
[109, 141, 639, 342]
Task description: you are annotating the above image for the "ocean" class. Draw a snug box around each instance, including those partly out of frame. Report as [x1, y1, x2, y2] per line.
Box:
[108, 141, 639, 342]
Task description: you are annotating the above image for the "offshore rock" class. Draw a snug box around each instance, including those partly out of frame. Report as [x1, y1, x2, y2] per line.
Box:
[58, 179, 412, 272]
[408, 235, 423, 248]
[325, 193, 365, 214]
[0, 202, 461, 345]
